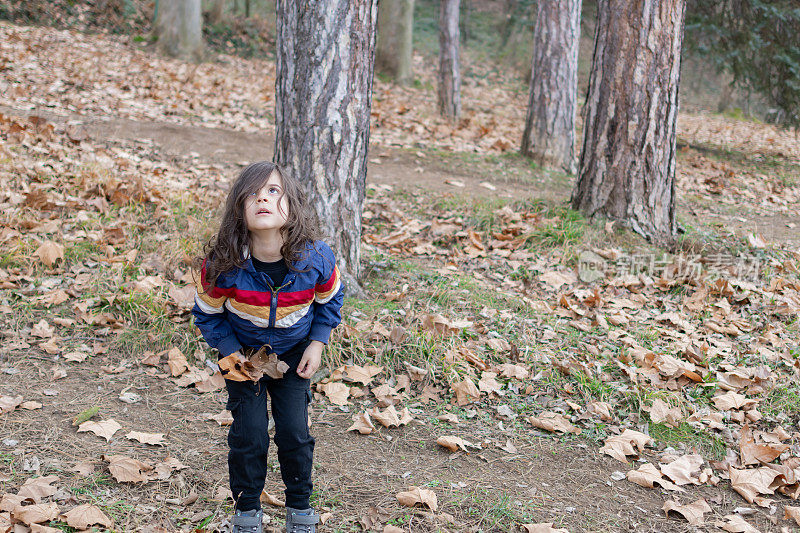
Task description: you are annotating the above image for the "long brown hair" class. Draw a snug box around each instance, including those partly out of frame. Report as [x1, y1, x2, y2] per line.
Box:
[196, 161, 321, 292]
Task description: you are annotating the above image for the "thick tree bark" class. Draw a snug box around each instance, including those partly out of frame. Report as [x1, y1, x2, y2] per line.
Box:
[572, 0, 685, 243]
[154, 0, 204, 60]
[437, 0, 461, 120]
[274, 0, 378, 293]
[376, 0, 415, 86]
[521, 0, 581, 174]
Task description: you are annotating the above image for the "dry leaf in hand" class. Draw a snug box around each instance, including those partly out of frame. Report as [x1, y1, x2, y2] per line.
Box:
[77, 419, 122, 441]
[249, 347, 290, 380]
[527, 411, 580, 434]
[396, 486, 438, 511]
[347, 412, 375, 435]
[662, 498, 712, 525]
[63, 503, 113, 530]
[218, 354, 255, 381]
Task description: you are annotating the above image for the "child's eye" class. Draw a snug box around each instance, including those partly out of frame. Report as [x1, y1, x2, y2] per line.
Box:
[269, 187, 280, 195]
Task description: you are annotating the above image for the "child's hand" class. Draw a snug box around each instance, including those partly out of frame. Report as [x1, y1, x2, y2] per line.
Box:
[297, 341, 324, 379]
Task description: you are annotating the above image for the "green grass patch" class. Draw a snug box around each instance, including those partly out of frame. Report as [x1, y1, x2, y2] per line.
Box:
[649, 421, 727, 460]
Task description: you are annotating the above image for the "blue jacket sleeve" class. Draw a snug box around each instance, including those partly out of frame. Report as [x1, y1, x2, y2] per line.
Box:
[191, 268, 243, 357]
[308, 241, 344, 344]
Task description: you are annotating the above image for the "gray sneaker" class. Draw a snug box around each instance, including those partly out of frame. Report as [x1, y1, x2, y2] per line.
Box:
[285, 507, 319, 533]
[232, 508, 263, 533]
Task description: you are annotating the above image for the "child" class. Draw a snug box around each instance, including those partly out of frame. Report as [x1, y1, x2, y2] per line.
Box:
[192, 161, 344, 533]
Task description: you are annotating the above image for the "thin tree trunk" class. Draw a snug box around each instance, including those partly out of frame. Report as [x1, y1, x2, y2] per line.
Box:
[520, 0, 581, 174]
[154, 0, 204, 60]
[208, 0, 225, 25]
[274, 0, 378, 293]
[376, 0, 415, 86]
[571, 0, 686, 243]
[437, 0, 461, 120]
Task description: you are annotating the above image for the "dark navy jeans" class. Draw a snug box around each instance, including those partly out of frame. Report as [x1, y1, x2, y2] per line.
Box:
[224, 339, 314, 511]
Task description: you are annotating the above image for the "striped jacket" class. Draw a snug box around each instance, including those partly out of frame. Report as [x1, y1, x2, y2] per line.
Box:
[192, 240, 344, 357]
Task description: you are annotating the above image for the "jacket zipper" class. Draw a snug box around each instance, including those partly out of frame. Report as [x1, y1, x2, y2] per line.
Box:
[268, 278, 293, 329]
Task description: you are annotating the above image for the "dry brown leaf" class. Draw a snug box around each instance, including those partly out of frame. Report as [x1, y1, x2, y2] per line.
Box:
[102, 454, 153, 483]
[195, 371, 225, 393]
[396, 486, 438, 511]
[648, 398, 682, 427]
[713, 391, 758, 411]
[20, 401, 42, 410]
[260, 490, 285, 507]
[437, 413, 459, 424]
[436, 435, 471, 452]
[404, 362, 428, 381]
[210, 410, 233, 426]
[600, 429, 653, 463]
[527, 411, 580, 434]
[63, 351, 89, 363]
[11, 501, 60, 525]
[451, 378, 480, 406]
[248, 347, 290, 380]
[626, 463, 684, 492]
[333, 364, 384, 385]
[167, 347, 189, 377]
[125, 431, 165, 446]
[369, 405, 404, 428]
[30, 524, 62, 533]
[347, 412, 375, 435]
[140, 351, 161, 366]
[478, 371, 502, 394]
[30, 319, 54, 339]
[62, 503, 113, 530]
[17, 475, 59, 502]
[587, 401, 613, 421]
[729, 467, 780, 503]
[77, 419, 122, 441]
[785, 506, 800, 526]
[421, 313, 473, 335]
[149, 457, 188, 481]
[662, 498, 711, 525]
[34, 241, 64, 267]
[714, 514, 762, 533]
[496, 363, 529, 380]
[539, 270, 577, 290]
[659, 454, 704, 486]
[0, 395, 23, 414]
[521, 524, 569, 533]
[318, 382, 350, 406]
[740, 422, 790, 466]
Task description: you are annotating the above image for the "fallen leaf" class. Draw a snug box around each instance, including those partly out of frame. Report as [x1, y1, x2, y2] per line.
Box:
[437, 413, 459, 424]
[318, 382, 350, 406]
[662, 498, 711, 525]
[496, 363, 529, 380]
[17, 475, 59, 502]
[347, 412, 375, 435]
[77, 419, 122, 441]
[648, 398, 682, 427]
[600, 429, 653, 463]
[125, 431, 165, 446]
[34, 241, 64, 267]
[436, 435, 472, 452]
[626, 463, 684, 492]
[30, 319, 54, 339]
[527, 411, 580, 434]
[102, 454, 153, 483]
[729, 467, 780, 503]
[260, 490, 285, 507]
[659, 454, 704, 486]
[396, 486, 437, 511]
[714, 514, 762, 533]
[167, 347, 188, 377]
[20, 401, 42, 410]
[521, 524, 569, 533]
[210, 410, 233, 426]
[713, 391, 758, 411]
[451, 378, 480, 406]
[62, 503, 113, 529]
[0, 395, 23, 414]
[11, 502, 59, 525]
[785, 506, 800, 526]
[195, 371, 225, 393]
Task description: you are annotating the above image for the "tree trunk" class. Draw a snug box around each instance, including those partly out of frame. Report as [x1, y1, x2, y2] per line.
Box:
[154, 0, 204, 60]
[274, 0, 378, 293]
[376, 0, 415, 86]
[208, 0, 225, 25]
[520, 0, 581, 174]
[571, 0, 686, 243]
[437, 0, 461, 120]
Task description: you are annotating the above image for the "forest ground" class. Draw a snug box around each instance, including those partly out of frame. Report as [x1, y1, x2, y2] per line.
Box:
[1, 20, 800, 533]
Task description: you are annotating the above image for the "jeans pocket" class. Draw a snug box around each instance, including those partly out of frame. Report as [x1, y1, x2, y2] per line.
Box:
[225, 397, 242, 413]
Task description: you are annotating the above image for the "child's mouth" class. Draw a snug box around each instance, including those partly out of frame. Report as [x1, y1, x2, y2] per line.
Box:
[257, 209, 271, 215]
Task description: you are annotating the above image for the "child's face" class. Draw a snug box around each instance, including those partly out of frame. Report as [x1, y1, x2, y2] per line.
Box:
[244, 171, 289, 233]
